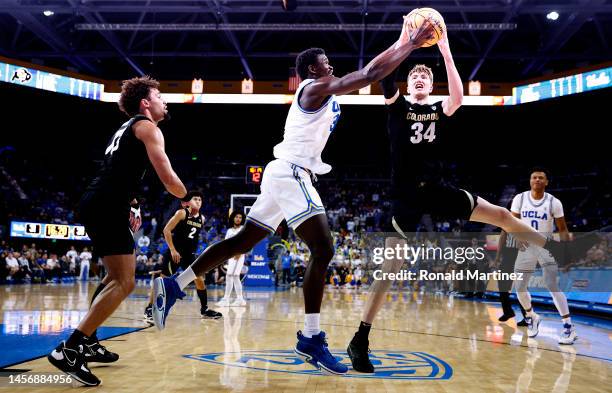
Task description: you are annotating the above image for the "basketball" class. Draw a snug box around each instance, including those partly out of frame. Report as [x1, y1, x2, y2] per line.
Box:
[406, 7, 446, 47]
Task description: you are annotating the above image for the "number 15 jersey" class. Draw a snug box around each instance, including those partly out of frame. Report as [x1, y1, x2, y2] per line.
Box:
[386, 95, 448, 196]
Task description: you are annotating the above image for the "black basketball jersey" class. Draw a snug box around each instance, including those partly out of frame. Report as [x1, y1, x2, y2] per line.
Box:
[86, 115, 152, 203]
[386, 95, 448, 196]
[172, 208, 203, 255]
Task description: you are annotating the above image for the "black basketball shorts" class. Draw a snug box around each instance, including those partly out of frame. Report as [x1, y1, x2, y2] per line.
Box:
[160, 249, 196, 276]
[389, 181, 478, 236]
[79, 192, 134, 257]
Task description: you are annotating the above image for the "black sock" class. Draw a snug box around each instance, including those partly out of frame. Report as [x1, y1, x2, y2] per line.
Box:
[355, 321, 372, 341]
[197, 289, 208, 311]
[66, 329, 88, 349]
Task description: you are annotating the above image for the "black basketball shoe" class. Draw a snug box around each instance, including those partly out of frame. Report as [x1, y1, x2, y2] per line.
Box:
[347, 335, 374, 373]
[517, 318, 529, 327]
[498, 312, 516, 322]
[201, 307, 223, 319]
[47, 341, 101, 386]
[83, 335, 119, 363]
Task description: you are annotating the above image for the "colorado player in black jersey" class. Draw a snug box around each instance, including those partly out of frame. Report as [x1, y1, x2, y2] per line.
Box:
[144, 191, 221, 322]
[47, 76, 192, 386]
[346, 30, 600, 373]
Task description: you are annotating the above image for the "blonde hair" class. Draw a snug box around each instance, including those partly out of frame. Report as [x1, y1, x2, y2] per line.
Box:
[408, 64, 433, 83]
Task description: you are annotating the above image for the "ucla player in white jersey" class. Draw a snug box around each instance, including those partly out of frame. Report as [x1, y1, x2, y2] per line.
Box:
[151, 16, 438, 375]
[511, 168, 576, 344]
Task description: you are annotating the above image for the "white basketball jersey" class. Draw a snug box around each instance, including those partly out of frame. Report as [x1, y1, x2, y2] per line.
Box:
[273, 79, 341, 174]
[511, 191, 564, 235]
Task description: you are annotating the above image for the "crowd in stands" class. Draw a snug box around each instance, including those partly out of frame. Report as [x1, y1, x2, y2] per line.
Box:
[0, 242, 94, 284]
[1, 152, 610, 286]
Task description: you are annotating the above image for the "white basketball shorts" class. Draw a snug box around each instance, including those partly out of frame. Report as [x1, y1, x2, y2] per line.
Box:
[514, 245, 557, 273]
[246, 159, 326, 233]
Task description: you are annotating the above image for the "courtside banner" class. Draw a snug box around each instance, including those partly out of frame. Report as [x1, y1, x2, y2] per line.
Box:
[244, 237, 274, 286]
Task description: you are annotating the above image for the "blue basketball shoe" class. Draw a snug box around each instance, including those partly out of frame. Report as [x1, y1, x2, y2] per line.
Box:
[294, 331, 348, 375]
[152, 275, 186, 331]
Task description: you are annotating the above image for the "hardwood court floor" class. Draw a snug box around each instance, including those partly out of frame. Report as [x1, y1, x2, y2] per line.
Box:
[0, 281, 610, 392]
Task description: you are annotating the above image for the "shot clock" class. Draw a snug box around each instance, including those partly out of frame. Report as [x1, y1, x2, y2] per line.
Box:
[246, 165, 263, 185]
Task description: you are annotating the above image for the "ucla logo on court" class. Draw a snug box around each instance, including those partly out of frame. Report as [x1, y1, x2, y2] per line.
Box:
[184, 349, 452, 380]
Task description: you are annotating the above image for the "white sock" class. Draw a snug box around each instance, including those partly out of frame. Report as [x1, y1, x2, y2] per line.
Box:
[233, 275, 243, 299]
[176, 267, 196, 290]
[224, 275, 234, 300]
[526, 309, 536, 318]
[562, 317, 571, 325]
[303, 313, 321, 338]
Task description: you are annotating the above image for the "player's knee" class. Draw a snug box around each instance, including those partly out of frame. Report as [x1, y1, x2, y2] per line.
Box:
[311, 242, 334, 264]
[119, 278, 136, 296]
[496, 207, 514, 226]
[514, 280, 528, 292]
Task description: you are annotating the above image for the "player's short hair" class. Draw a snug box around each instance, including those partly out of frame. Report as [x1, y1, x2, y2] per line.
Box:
[118, 76, 160, 117]
[530, 166, 550, 179]
[229, 210, 245, 226]
[408, 64, 434, 83]
[296, 48, 325, 80]
[186, 190, 203, 201]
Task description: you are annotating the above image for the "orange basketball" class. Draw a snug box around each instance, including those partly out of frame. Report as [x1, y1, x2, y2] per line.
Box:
[406, 7, 446, 47]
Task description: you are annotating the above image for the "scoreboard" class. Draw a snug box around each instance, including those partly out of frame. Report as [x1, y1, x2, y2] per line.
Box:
[246, 165, 263, 185]
[10, 221, 90, 241]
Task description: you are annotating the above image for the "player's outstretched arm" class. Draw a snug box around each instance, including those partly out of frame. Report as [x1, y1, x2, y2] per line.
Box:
[134, 120, 188, 198]
[438, 31, 463, 116]
[380, 68, 400, 105]
[306, 17, 435, 97]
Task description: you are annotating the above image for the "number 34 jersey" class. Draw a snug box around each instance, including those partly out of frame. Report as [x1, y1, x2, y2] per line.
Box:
[86, 115, 152, 204]
[386, 95, 448, 195]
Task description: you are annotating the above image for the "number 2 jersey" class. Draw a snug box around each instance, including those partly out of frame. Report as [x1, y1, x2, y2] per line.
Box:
[386, 95, 448, 197]
[172, 208, 204, 256]
[85, 115, 152, 206]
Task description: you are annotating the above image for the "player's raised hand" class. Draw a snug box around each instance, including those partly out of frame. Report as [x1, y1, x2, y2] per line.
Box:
[397, 15, 412, 47]
[408, 17, 436, 48]
[437, 29, 451, 56]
